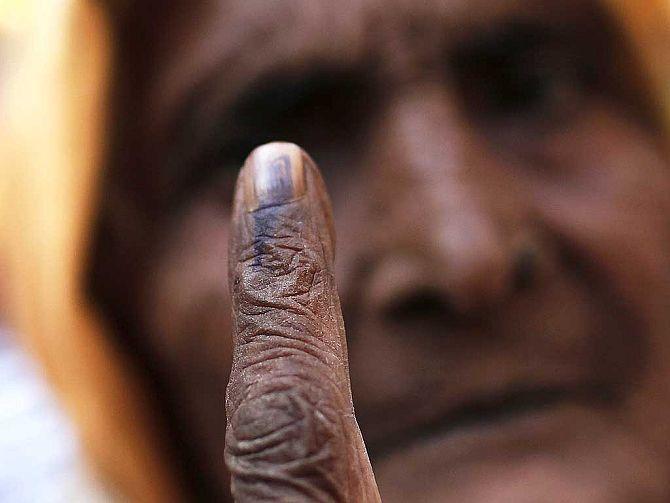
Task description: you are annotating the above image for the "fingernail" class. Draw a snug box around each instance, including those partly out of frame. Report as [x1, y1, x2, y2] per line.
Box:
[243, 142, 306, 211]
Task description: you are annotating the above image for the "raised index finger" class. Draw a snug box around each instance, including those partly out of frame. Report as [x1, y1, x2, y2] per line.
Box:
[226, 143, 380, 502]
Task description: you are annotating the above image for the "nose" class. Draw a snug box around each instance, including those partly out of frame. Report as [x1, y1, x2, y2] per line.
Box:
[358, 86, 540, 324]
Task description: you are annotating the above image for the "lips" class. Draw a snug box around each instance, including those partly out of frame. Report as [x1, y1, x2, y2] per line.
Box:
[364, 383, 604, 461]
[347, 255, 629, 466]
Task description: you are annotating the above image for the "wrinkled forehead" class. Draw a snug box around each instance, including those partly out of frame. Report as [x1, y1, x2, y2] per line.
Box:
[148, 0, 598, 138]
[213, 0, 587, 54]
[165, 0, 595, 79]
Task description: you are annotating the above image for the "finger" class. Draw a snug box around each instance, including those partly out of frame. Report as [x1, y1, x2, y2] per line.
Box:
[225, 142, 380, 502]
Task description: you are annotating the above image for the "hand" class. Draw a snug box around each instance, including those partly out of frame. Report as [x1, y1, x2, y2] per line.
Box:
[225, 143, 381, 502]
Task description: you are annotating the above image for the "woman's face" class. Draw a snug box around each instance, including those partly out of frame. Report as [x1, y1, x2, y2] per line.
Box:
[92, 0, 670, 500]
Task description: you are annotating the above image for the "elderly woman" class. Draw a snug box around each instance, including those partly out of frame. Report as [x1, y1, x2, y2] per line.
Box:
[3, 0, 670, 501]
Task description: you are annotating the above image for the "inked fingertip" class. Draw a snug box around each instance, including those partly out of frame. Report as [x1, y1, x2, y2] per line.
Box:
[242, 142, 306, 212]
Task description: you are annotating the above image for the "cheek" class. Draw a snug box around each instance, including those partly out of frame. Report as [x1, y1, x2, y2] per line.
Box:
[137, 194, 236, 485]
[141, 198, 234, 394]
[529, 116, 670, 320]
[527, 116, 670, 450]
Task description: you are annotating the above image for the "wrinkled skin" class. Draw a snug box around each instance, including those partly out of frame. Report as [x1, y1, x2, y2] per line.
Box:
[90, 0, 670, 501]
[225, 144, 379, 501]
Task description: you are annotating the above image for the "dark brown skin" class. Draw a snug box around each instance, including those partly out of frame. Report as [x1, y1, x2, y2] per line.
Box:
[226, 143, 379, 500]
[89, 0, 670, 501]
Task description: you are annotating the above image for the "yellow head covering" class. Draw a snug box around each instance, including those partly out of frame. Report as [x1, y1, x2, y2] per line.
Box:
[0, 0, 668, 500]
[0, 1, 181, 500]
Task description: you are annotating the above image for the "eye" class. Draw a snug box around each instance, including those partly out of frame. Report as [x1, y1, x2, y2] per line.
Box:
[488, 49, 578, 117]
[227, 68, 374, 162]
[452, 23, 587, 126]
[164, 67, 375, 210]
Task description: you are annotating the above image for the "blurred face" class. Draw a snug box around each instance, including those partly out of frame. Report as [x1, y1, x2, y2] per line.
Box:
[91, 0, 670, 500]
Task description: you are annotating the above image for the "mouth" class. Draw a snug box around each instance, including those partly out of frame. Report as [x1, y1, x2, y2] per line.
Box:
[366, 384, 607, 461]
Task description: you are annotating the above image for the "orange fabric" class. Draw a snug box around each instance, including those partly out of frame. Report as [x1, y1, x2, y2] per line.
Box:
[0, 1, 181, 501]
[0, 0, 668, 500]
[606, 0, 670, 137]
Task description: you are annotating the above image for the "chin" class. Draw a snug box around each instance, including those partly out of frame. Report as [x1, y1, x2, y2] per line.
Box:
[372, 404, 669, 502]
